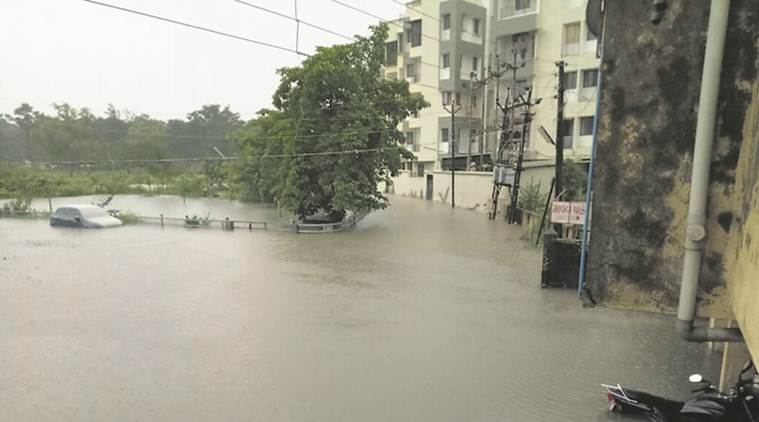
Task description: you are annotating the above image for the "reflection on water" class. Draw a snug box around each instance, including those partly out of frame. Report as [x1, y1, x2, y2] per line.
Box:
[0, 196, 720, 421]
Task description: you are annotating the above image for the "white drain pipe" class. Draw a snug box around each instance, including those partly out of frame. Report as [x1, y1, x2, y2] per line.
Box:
[676, 0, 742, 343]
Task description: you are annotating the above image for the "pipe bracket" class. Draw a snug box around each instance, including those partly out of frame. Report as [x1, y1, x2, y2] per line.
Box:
[686, 224, 706, 242]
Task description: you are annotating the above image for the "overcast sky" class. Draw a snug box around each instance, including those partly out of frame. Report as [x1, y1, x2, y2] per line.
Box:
[0, 0, 405, 121]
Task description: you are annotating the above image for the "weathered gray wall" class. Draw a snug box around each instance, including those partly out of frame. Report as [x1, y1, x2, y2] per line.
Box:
[586, 0, 759, 316]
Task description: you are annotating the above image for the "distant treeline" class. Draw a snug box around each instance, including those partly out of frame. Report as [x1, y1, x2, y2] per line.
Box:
[0, 103, 245, 163]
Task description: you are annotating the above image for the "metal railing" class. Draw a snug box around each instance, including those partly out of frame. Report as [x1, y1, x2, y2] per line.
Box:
[0, 208, 369, 234]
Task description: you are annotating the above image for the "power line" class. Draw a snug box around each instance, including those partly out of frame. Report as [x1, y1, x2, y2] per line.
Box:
[16, 146, 411, 167]
[23, 119, 414, 142]
[81, 0, 309, 56]
[231, 0, 465, 79]
[331, 0, 441, 44]
[233, 0, 353, 42]
[386, 0, 484, 40]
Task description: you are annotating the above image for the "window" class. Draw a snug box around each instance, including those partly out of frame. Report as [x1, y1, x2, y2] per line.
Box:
[407, 19, 422, 47]
[405, 131, 415, 146]
[385, 41, 398, 66]
[442, 91, 452, 105]
[562, 22, 581, 56]
[562, 119, 575, 147]
[512, 32, 535, 61]
[586, 25, 597, 41]
[470, 129, 478, 143]
[472, 18, 481, 35]
[515, 0, 531, 11]
[405, 63, 416, 82]
[442, 53, 450, 69]
[441, 128, 450, 143]
[562, 71, 577, 90]
[582, 69, 599, 88]
[580, 116, 595, 136]
[472, 56, 479, 72]
[514, 79, 529, 97]
[471, 93, 478, 107]
[443, 91, 461, 105]
[442, 14, 451, 30]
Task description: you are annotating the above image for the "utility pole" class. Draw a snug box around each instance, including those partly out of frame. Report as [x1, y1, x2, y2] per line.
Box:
[555, 60, 566, 203]
[466, 72, 476, 171]
[507, 87, 541, 224]
[443, 97, 461, 208]
[478, 64, 487, 170]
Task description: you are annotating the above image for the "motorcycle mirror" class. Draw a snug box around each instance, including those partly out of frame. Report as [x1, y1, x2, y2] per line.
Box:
[689, 374, 703, 383]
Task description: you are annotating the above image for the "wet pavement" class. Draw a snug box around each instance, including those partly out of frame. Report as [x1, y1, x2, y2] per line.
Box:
[0, 195, 721, 421]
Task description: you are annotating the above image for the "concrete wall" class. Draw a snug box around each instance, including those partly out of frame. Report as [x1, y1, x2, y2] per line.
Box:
[388, 163, 555, 215]
[725, 78, 759, 359]
[586, 0, 759, 318]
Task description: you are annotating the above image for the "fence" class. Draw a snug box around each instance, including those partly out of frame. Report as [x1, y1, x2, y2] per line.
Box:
[0, 209, 368, 234]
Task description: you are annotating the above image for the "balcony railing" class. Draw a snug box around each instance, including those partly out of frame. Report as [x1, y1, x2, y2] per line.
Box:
[461, 31, 482, 44]
[499, 1, 536, 20]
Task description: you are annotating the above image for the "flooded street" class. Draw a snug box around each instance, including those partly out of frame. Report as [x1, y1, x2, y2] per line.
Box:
[0, 196, 720, 421]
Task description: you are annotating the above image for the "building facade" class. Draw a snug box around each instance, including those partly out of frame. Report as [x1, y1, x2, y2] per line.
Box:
[384, 0, 599, 208]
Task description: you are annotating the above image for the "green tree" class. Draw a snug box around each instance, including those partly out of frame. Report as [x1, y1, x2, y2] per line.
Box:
[562, 160, 587, 201]
[32, 103, 99, 162]
[123, 115, 168, 160]
[0, 115, 26, 161]
[238, 23, 428, 219]
[168, 104, 243, 158]
[10, 103, 41, 161]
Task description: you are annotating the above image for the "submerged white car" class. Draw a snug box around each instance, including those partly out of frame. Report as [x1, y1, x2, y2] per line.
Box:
[50, 205, 123, 228]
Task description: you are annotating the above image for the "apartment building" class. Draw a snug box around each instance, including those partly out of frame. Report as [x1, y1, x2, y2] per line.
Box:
[384, 0, 487, 180]
[384, 0, 598, 207]
[488, 0, 600, 160]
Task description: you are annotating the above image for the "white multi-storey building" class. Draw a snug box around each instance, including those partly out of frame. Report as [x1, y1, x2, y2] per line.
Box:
[385, 0, 599, 207]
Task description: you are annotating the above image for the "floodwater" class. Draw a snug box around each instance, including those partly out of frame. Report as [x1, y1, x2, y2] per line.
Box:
[0, 195, 720, 421]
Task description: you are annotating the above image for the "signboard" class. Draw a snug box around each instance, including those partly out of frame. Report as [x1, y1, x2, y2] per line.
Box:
[551, 201, 587, 225]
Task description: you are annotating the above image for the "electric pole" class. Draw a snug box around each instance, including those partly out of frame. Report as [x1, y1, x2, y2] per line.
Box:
[443, 97, 461, 208]
[466, 72, 476, 171]
[555, 60, 566, 202]
[478, 64, 487, 170]
[508, 87, 539, 224]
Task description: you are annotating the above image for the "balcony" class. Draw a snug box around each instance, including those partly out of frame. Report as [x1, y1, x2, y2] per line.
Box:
[579, 87, 595, 102]
[562, 42, 580, 57]
[405, 143, 421, 153]
[575, 135, 593, 149]
[492, 11, 537, 36]
[439, 68, 451, 80]
[461, 31, 482, 45]
[499, 2, 536, 20]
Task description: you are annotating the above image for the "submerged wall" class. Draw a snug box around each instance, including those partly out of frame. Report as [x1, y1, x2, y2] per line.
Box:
[388, 164, 555, 215]
[586, 0, 759, 317]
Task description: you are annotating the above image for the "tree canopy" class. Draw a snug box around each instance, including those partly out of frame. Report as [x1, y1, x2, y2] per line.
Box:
[236, 23, 428, 219]
[0, 103, 243, 163]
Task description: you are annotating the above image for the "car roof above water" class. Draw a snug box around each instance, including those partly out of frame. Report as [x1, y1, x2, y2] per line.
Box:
[55, 204, 109, 216]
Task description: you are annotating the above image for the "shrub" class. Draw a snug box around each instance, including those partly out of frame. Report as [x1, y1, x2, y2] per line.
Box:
[114, 211, 140, 224]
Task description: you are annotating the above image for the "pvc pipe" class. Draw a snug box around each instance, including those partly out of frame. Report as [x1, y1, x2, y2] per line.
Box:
[676, 0, 742, 343]
[577, 8, 605, 295]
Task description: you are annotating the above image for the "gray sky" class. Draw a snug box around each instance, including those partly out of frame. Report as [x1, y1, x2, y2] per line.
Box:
[0, 0, 405, 121]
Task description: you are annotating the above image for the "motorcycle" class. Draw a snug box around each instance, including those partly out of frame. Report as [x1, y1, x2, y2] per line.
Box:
[602, 360, 759, 421]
